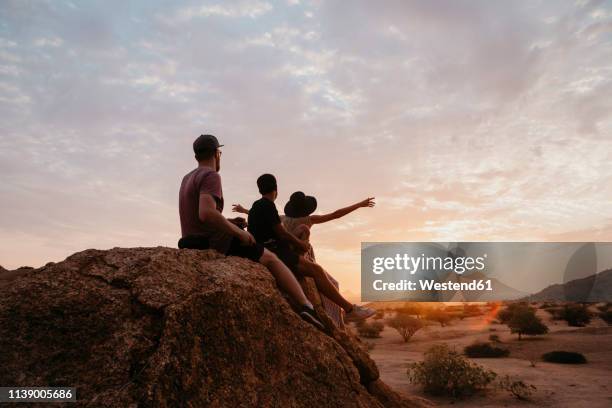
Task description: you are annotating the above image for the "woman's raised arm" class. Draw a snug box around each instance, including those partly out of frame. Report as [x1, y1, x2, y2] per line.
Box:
[310, 197, 375, 224]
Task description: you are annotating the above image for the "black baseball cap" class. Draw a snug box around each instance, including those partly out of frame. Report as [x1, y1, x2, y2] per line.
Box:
[193, 134, 223, 153]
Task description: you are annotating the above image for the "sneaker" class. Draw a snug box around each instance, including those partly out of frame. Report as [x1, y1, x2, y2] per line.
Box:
[299, 306, 325, 330]
[345, 305, 376, 322]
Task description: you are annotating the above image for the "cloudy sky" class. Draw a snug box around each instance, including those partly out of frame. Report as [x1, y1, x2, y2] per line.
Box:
[1, 0, 611, 299]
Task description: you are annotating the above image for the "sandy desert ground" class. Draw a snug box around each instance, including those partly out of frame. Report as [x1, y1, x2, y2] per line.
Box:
[364, 307, 612, 407]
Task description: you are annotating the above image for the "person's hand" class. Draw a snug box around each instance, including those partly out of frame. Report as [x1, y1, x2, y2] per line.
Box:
[228, 217, 247, 229]
[238, 230, 256, 246]
[232, 204, 248, 214]
[358, 197, 375, 208]
[296, 239, 310, 254]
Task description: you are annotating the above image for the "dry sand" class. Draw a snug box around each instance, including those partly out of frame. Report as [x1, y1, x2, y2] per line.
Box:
[365, 308, 612, 407]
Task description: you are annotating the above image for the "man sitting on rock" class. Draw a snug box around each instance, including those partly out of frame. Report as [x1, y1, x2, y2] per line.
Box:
[178, 134, 324, 330]
[245, 173, 375, 322]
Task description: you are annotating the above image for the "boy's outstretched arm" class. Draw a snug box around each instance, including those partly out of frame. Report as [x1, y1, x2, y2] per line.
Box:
[310, 197, 375, 224]
[232, 203, 250, 215]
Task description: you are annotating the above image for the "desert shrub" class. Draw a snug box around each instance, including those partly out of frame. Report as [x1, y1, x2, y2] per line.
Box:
[497, 302, 529, 323]
[540, 302, 557, 309]
[599, 310, 612, 325]
[460, 303, 482, 319]
[505, 305, 548, 340]
[542, 351, 587, 364]
[596, 303, 610, 313]
[357, 320, 385, 338]
[396, 303, 424, 318]
[556, 304, 591, 327]
[489, 334, 500, 342]
[424, 308, 452, 327]
[373, 309, 385, 320]
[408, 344, 496, 397]
[464, 342, 509, 358]
[498, 375, 536, 400]
[386, 314, 423, 342]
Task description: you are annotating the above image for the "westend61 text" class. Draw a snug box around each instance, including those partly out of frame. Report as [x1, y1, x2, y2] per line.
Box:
[372, 279, 493, 292]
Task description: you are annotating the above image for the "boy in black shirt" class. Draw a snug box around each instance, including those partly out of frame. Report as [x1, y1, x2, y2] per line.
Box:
[246, 174, 375, 322]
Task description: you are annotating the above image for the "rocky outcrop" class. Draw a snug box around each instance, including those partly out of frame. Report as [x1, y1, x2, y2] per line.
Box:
[0, 247, 430, 407]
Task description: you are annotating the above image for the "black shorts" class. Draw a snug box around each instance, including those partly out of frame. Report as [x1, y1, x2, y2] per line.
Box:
[226, 237, 264, 262]
[178, 235, 264, 263]
[178, 235, 210, 249]
[265, 241, 300, 274]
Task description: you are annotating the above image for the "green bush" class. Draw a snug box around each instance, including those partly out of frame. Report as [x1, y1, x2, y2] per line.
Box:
[424, 307, 453, 327]
[464, 342, 509, 358]
[498, 375, 536, 400]
[540, 302, 557, 309]
[357, 320, 385, 338]
[504, 305, 548, 340]
[460, 303, 482, 319]
[386, 314, 423, 342]
[600, 310, 612, 325]
[555, 304, 591, 327]
[542, 351, 587, 364]
[408, 344, 496, 397]
[497, 303, 529, 323]
[396, 303, 424, 318]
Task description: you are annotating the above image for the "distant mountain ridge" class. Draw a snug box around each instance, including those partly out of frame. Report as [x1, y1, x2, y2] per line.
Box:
[523, 268, 612, 302]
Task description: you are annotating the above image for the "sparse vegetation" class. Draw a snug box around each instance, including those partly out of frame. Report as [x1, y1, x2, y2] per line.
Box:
[396, 303, 424, 318]
[460, 303, 482, 319]
[386, 314, 423, 342]
[489, 334, 500, 342]
[554, 304, 592, 327]
[542, 351, 587, 364]
[408, 344, 496, 397]
[424, 307, 452, 327]
[497, 302, 528, 323]
[599, 310, 612, 325]
[500, 304, 548, 340]
[356, 320, 385, 338]
[498, 375, 536, 400]
[464, 342, 509, 358]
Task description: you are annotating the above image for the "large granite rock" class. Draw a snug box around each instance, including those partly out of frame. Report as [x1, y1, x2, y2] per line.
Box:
[0, 247, 430, 407]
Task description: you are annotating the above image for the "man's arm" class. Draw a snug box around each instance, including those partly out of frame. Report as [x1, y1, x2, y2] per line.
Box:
[199, 194, 255, 245]
[310, 197, 375, 224]
[273, 223, 309, 253]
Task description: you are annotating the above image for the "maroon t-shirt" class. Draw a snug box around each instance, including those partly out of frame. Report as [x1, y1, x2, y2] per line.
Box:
[179, 166, 231, 252]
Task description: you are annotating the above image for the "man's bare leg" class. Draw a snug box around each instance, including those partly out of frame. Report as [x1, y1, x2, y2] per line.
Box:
[296, 257, 353, 312]
[258, 248, 312, 307]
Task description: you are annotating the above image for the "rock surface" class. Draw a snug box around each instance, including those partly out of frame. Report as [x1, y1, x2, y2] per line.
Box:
[0, 247, 431, 407]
